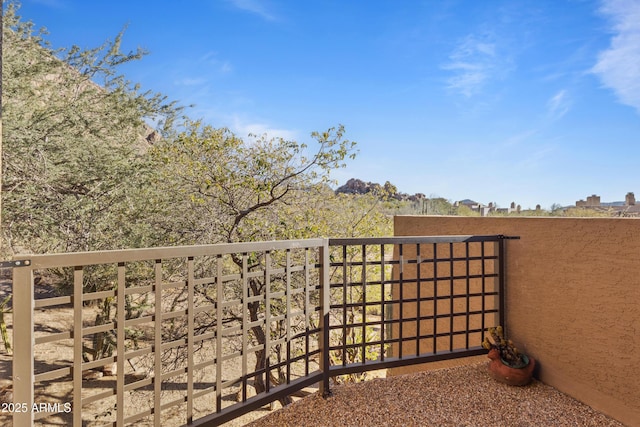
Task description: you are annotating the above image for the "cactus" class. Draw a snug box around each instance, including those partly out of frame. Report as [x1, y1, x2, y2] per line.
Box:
[0, 295, 11, 354]
[482, 326, 526, 367]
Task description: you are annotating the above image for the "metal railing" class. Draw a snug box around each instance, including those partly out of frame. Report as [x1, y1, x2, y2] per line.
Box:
[10, 235, 514, 426]
[325, 235, 508, 384]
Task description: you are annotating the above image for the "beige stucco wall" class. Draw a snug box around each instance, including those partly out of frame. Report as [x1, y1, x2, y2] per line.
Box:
[393, 216, 640, 427]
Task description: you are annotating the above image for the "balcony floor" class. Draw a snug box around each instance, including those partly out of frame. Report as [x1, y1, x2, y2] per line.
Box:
[247, 361, 625, 427]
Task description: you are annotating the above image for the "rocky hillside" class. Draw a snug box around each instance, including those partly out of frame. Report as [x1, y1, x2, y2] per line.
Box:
[335, 178, 425, 201]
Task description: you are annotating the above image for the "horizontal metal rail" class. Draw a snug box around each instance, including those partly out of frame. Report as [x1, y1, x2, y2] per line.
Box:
[14, 239, 326, 268]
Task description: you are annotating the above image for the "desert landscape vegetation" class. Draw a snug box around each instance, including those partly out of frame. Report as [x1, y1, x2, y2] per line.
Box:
[0, 2, 631, 425]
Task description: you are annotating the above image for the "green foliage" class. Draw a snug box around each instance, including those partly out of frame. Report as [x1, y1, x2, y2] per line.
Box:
[330, 324, 388, 384]
[455, 204, 481, 216]
[2, 2, 182, 255]
[2, 3, 184, 367]
[0, 295, 12, 354]
[0, 3, 389, 391]
[421, 197, 455, 215]
[550, 203, 564, 213]
[150, 120, 359, 244]
[561, 207, 613, 217]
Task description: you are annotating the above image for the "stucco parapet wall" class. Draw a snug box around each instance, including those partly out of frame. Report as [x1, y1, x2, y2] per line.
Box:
[393, 215, 640, 427]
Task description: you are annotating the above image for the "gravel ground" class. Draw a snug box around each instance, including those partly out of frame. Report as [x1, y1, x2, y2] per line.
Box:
[246, 362, 626, 427]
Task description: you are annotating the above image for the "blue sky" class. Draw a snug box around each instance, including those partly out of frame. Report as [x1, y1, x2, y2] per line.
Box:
[15, 0, 640, 209]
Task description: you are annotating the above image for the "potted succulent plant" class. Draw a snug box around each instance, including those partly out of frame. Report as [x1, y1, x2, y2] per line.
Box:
[482, 326, 535, 386]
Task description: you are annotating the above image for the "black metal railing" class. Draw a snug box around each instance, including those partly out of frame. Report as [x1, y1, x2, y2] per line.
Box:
[323, 235, 512, 387]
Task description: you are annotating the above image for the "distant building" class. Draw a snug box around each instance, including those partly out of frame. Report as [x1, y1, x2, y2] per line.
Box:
[456, 199, 518, 216]
[626, 192, 636, 206]
[494, 201, 519, 215]
[576, 194, 601, 207]
[453, 192, 639, 217]
[575, 192, 640, 216]
[455, 199, 490, 216]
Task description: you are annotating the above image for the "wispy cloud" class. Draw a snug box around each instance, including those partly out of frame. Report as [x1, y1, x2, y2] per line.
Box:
[517, 146, 555, 170]
[200, 51, 234, 74]
[29, 0, 67, 8]
[226, 0, 278, 21]
[173, 52, 232, 87]
[175, 77, 208, 86]
[232, 116, 298, 141]
[592, 0, 640, 114]
[546, 89, 571, 120]
[503, 129, 538, 147]
[443, 33, 510, 98]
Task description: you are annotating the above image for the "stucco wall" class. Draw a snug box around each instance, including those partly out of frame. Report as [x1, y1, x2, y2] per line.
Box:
[394, 216, 640, 427]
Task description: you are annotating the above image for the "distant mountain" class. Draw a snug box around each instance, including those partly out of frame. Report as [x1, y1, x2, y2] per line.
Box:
[335, 178, 425, 201]
[335, 178, 379, 195]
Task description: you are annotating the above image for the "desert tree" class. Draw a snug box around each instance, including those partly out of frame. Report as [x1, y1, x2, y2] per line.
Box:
[149, 122, 365, 398]
[1, 2, 182, 258]
[1, 2, 184, 368]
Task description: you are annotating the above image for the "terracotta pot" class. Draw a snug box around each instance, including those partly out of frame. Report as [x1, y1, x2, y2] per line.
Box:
[487, 348, 535, 386]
